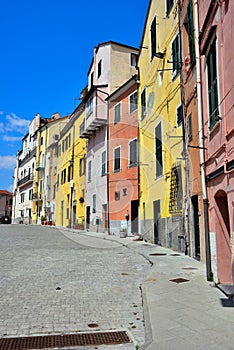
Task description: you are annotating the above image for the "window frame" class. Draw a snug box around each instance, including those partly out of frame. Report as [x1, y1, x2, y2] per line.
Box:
[92, 194, 96, 213]
[114, 102, 121, 124]
[150, 16, 157, 60]
[101, 150, 107, 176]
[155, 122, 163, 178]
[206, 37, 219, 130]
[129, 138, 138, 167]
[113, 146, 121, 173]
[172, 34, 180, 80]
[88, 160, 92, 182]
[97, 59, 102, 78]
[177, 104, 183, 127]
[166, 0, 174, 16]
[129, 90, 138, 114]
[141, 88, 146, 120]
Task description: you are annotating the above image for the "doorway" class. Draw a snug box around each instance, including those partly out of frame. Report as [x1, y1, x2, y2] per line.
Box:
[86, 206, 90, 230]
[191, 195, 200, 259]
[214, 190, 232, 283]
[131, 200, 139, 234]
[102, 204, 108, 230]
[153, 200, 160, 244]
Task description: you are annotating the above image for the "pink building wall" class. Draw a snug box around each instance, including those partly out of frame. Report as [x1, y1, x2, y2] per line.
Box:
[200, 0, 234, 283]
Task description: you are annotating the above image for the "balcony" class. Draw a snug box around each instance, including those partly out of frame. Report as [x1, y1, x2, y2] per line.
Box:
[17, 174, 33, 187]
[32, 193, 42, 201]
[18, 148, 37, 167]
[80, 87, 108, 138]
[35, 159, 45, 170]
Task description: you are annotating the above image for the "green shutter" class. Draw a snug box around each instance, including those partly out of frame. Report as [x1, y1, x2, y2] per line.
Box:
[187, 0, 195, 66]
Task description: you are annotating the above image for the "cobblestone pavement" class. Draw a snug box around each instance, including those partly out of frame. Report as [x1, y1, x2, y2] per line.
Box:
[0, 225, 150, 349]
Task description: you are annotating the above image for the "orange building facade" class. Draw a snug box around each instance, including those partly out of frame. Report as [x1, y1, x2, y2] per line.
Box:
[108, 76, 139, 235]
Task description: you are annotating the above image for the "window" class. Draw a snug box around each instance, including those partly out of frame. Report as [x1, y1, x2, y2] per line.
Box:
[88, 160, 92, 182]
[92, 194, 96, 213]
[169, 165, 183, 213]
[80, 120, 85, 136]
[90, 71, 94, 86]
[131, 53, 138, 67]
[166, 0, 174, 16]
[115, 191, 120, 201]
[141, 89, 146, 120]
[29, 189, 33, 200]
[155, 122, 163, 177]
[66, 207, 69, 219]
[67, 164, 73, 181]
[86, 97, 93, 117]
[114, 103, 121, 123]
[123, 188, 127, 196]
[130, 91, 138, 113]
[172, 34, 180, 79]
[129, 139, 138, 167]
[79, 157, 85, 176]
[61, 169, 66, 184]
[20, 193, 25, 203]
[101, 151, 107, 176]
[207, 38, 219, 130]
[150, 16, 157, 60]
[53, 185, 56, 199]
[188, 114, 193, 140]
[40, 137, 43, 146]
[97, 59, 102, 78]
[114, 147, 121, 172]
[177, 105, 183, 127]
[143, 202, 146, 227]
[187, 0, 195, 66]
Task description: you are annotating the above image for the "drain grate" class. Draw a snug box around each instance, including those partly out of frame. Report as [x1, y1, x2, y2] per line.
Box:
[170, 278, 190, 284]
[0, 331, 131, 350]
[149, 253, 167, 256]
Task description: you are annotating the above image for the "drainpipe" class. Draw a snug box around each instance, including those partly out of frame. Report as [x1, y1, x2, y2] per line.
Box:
[194, 0, 212, 279]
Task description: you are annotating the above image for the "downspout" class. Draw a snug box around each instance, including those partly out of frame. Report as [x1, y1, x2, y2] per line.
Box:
[194, 0, 212, 279]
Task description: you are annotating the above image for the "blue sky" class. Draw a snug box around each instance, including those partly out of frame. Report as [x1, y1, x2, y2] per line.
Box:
[0, 0, 148, 191]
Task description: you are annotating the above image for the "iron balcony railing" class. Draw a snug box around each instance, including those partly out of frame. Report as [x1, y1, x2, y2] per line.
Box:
[17, 174, 33, 187]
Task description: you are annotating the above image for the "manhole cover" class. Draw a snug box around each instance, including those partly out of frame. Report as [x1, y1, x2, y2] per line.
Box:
[0, 331, 131, 349]
[88, 323, 99, 328]
[182, 267, 198, 270]
[149, 253, 167, 256]
[170, 278, 190, 284]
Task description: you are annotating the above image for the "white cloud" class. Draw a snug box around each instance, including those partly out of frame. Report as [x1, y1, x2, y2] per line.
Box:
[7, 184, 14, 192]
[2, 135, 22, 142]
[0, 155, 16, 170]
[5, 113, 30, 134]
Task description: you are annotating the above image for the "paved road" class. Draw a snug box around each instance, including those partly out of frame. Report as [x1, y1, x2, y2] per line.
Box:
[0, 225, 150, 349]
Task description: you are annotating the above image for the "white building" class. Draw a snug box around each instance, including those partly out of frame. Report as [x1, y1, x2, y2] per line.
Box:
[12, 114, 42, 224]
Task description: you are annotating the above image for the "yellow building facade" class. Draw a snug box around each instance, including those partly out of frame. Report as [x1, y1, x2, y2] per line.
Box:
[32, 114, 69, 224]
[138, 0, 187, 252]
[32, 126, 47, 224]
[56, 104, 86, 228]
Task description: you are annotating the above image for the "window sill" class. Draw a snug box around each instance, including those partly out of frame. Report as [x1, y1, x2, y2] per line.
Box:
[209, 120, 221, 138]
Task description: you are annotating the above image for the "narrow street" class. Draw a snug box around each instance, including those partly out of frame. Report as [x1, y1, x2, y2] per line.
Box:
[0, 225, 150, 349]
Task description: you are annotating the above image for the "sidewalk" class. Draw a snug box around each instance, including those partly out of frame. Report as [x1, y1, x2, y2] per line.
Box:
[60, 228, 234, 350]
